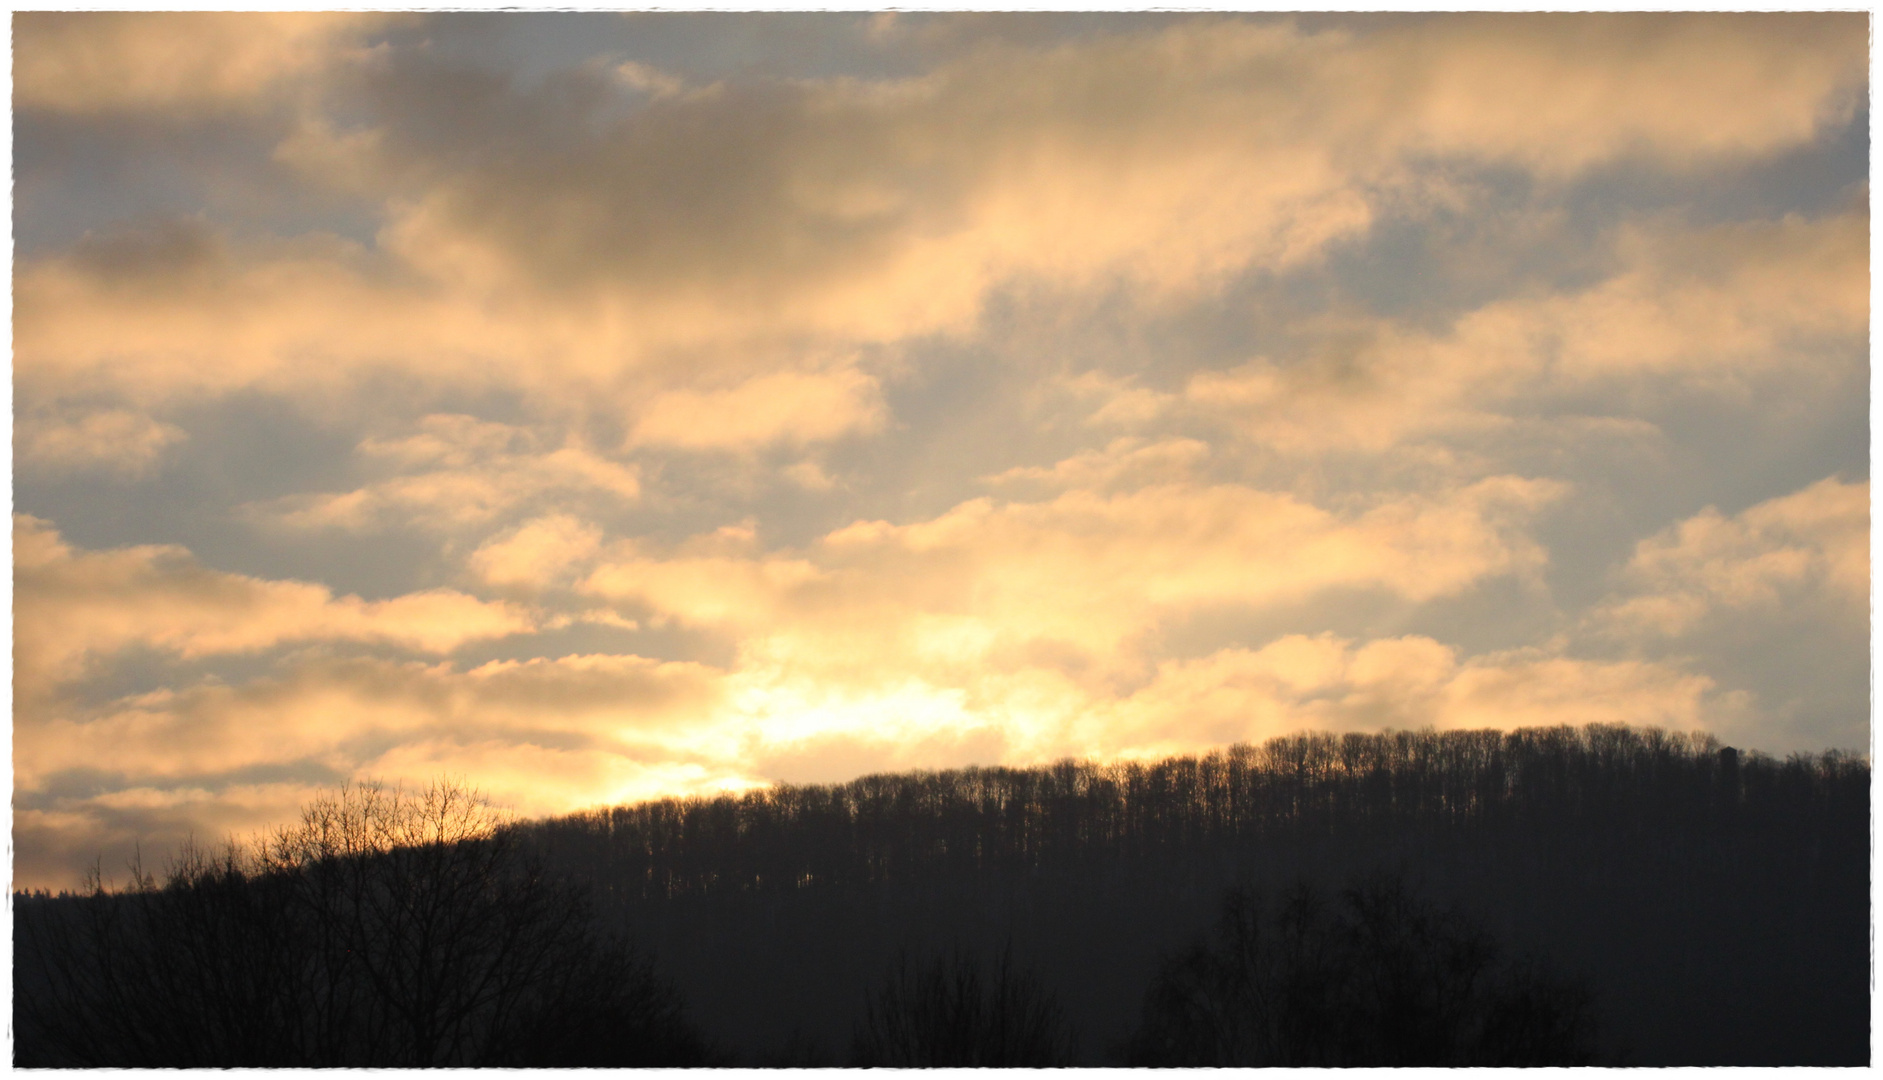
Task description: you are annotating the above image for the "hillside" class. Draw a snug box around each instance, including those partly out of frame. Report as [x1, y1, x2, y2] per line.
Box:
[520, 723, 1868, 1064]
[16, 723, 1869, 1065]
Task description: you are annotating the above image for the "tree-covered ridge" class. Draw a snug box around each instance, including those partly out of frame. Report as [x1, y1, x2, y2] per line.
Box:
[522, 724, 1866, 899]
[15, 723, 1869, 1065]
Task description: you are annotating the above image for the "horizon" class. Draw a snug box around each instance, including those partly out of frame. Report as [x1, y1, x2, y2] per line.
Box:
[22, 716, 1862, 900]
[19, 717, 1865, 891]
[12, 12, 1871, 893]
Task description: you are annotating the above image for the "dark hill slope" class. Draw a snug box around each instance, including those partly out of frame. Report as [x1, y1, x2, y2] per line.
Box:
[518, 724, 1869, 1065]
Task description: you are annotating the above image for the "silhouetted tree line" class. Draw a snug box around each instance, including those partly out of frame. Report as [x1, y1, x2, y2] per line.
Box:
[14, 782, 713, 1067]
[519, 724, 1864, 901]
[523, 724, 1864, 1065]
[16, 724, 1868, 1066]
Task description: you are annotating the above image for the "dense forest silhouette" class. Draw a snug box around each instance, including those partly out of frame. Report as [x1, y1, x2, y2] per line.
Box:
[1123, 875, 1597, 1066]
[15, 723, 1870, 1066]
[849, 944, 1075, 1066]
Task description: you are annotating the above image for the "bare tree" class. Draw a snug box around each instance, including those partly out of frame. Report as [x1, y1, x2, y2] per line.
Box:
[16, 779, 711, 1067]
[850, 944, 1074, 1066]
[1124, 872, 1598, 1066]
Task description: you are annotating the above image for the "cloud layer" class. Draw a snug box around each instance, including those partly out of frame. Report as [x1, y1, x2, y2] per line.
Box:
[13, 13, 1868, 890]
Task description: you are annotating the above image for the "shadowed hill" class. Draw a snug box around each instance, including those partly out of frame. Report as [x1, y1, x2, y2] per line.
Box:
[16, 724, 1868, 1066]
[516, 723, 1867, 1065]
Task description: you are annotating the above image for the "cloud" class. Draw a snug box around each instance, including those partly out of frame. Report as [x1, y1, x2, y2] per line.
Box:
[246, 415, 641, 532]
[1341, 14, 1862, 176]
[11, 13, 1868, 891]
[984, 436, 1211, 495]
[610, 60, 688, 101]
[381, 14, 1860, 313]
[1436, 651, 1733, 733]
[16, 15, 1863, 425]
[581, 474, 1565, 661]
[1070, 376, 1172, 430]
[14, 515, 537, 702]
[14, 12, 396, 115]
[17, 225, 454, 400]
[1597, 476, 1868, 638]
[1178, 210, 1867, 455]
[1549, 213, 1868, 380]
[14, 651, 739, 890]
[625, 367, 886, 451]
[501, 467, 1572, 790]
[544, 464, 1625, 778]
[16, 407, 188, 475]
[468, 514, 608, 592]
[18, 651, 727, 784]
[3, 468, 1798, 891]
[15, 780, 325, 894]
[9, 615, 1740, 892]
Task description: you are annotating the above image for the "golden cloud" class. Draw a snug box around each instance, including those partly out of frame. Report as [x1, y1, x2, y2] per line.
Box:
[14, 12, 397, 115]
[246, 415, 641, 532]
[984, 437, 1212, 495]
[14, 516, 537, 703]
[581, 475, 1564, 664]
[625, 367, 887, 451]
[11, 13, 1867, 891]
[5, 481, 1760, 892]
[15, 650, 731, 799]
[1345, 14, 1862, 175]
[1598, 476, 1868, 637]
[1179, 211, 1868, 454]
[17, 614, 1736, 889]
[15, 407, 188, 475]
[15, 780, 324, 893]
[468, 514, 609, 592]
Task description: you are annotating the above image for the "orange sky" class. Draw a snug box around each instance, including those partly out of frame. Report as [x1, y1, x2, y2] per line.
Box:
[12, 13, 1870, 891]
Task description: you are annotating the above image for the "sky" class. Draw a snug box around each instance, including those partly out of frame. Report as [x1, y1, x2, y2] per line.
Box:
[11, 12, 1871, 891]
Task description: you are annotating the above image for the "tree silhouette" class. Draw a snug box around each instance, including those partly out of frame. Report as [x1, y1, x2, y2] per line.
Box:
[15, 780, 711, 1067]
[496, 723, 1861, 1064]
[1123, 872, 1598, 1066]
[517, 723, 1861, 904]
[850, 944, 1074, 1066]
[17, 726, 1865, 1065]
